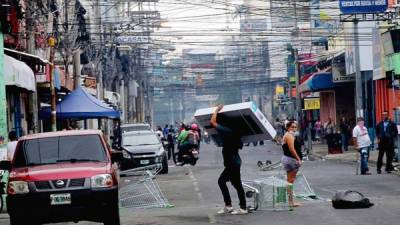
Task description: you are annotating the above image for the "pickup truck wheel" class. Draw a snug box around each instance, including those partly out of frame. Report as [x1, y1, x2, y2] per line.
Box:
[10, 215, 38, 225]
[160, 155, 169, 174]
[103, 204, 120, 225]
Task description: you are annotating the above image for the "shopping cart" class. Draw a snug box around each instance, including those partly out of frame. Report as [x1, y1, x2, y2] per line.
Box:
[119, 164, 173, 209]
[243, 176, 292, 211]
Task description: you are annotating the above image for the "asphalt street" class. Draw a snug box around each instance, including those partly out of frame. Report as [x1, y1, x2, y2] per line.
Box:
[1, 142, 399, 225]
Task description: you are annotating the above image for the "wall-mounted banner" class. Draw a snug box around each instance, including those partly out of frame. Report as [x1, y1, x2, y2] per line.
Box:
[339, 0, 388, 14]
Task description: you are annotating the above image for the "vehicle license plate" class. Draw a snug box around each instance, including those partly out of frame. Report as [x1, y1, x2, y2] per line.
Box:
[140, 160, 150, 165]
[50, 193, 71, 205]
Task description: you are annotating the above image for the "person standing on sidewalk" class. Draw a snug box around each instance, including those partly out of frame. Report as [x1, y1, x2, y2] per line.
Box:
[340, 117, 351, 151]
[210, 104, 247, 215]
[166, 128, 176, 163]
[324, 118, 335, 149]
[281, 121, 303, 207]
[352, 117, 372, 175]
[376, 111, 399, 174]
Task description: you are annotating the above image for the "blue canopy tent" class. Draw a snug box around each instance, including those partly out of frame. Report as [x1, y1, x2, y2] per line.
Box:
[39, 87, 120, 120]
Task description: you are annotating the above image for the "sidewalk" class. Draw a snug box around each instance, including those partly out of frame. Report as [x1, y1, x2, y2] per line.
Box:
[310, 143, 400, 173]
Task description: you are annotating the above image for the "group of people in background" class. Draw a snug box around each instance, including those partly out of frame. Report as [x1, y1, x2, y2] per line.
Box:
[273, 111, 399, 175]
[155, 122, 202, 165]
[274, 116, 358, 152]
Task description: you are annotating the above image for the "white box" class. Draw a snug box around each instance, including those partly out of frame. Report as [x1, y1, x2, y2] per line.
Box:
[194, 102, 277, 146]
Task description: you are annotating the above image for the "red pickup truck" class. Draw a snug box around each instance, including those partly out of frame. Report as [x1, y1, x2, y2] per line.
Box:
[0, 130, 122, 225]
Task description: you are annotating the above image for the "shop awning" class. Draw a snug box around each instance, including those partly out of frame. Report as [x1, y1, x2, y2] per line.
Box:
[299, 72, 335, 93]
[3, 55, 36, 92]
[4, 48, 49, 65]
[39, 87, 120, 119]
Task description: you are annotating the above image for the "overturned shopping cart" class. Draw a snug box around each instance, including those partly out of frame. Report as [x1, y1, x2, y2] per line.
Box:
[119, 164, 173, 209]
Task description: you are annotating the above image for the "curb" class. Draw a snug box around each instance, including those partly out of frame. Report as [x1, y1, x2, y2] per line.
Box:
[310, 152, 400, 176]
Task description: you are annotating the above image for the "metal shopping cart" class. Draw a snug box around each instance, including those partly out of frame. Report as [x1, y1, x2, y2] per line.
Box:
[243, 176, 292, 211]
[119, 164, 173, 209]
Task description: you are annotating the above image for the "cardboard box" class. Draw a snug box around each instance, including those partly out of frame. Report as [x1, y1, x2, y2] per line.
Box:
[194, 102, 277, 146]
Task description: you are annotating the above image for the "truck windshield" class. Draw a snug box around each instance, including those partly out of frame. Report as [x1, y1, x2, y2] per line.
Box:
[13, 135, 108, 168]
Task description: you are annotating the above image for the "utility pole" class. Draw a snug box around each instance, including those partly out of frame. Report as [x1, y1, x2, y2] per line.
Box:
[73, 50, 81, 89]
[353, 20, 363, 118]
[294, 49, 301, 122]
[26, 1, 39, 133]
[48, 36, 57, 131]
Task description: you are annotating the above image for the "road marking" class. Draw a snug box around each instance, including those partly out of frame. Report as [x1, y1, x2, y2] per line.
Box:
[188, 168, 216, 224]
[208, 213, 216, 224]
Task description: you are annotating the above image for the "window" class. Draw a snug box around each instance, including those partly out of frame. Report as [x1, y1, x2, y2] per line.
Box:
[13, 135, 107, 168]
[122, 133, 160, 146]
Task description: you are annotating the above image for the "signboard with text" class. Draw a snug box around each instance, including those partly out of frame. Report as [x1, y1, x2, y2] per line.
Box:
[116, 36, 150, 44]
[304, 98, 321, 110]
[339, 0, 388, 14]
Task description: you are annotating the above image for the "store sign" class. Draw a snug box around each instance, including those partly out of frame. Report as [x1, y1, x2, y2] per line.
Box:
[304, 98, 320, 110]
[339, 0, 388, 14]
[275, 85, 284, 95]
[129, 11, 160, 20]
[116, 36, 150, 44]
[240, 19, 268, 32]
[372, 28, 386, 80]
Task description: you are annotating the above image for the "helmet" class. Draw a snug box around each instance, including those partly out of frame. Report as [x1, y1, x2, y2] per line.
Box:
[190, 124, 198, 130]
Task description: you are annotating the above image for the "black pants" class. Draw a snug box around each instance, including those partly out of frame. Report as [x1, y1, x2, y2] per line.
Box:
[218, 166, 246, 209]
[377, 140, 395, 172]
[167, 143, 175, 162]
[177, 143, 191, 162]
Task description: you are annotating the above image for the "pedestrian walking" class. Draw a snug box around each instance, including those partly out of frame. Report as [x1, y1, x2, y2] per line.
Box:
[167, 128, 176, 163]
[281, 121, 303, 207]
[210, 104, 247, 215]
[7, 131, 18, 161]
[376, 111, 399, 174]
[340, 117, 351, 151]
[352, 117, 372, 175]
[324, 118, 335, 149]
[314, 117, 322, 143]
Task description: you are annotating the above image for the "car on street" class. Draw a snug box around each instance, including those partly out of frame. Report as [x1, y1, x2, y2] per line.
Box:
[0, 130, 122, 225]
[120, 123, 151, 133]
[120, 130, 168, 174]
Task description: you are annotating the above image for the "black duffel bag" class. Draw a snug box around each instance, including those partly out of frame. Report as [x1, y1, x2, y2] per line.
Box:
[332, 190, 374, 209]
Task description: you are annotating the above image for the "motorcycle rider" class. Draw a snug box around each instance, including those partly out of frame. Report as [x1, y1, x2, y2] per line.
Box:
[176, 124, 200, 166]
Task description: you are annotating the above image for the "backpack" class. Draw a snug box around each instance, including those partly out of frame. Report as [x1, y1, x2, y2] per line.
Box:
[332, 190, 374, 209]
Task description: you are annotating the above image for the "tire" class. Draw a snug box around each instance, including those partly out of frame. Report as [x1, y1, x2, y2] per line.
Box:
[104, 204, 121, 225]
[10, 215, 38, 225]
[160, 156, 169, 174]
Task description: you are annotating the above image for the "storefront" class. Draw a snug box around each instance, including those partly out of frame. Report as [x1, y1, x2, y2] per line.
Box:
[3, 55, 36, 137]
[299, 72, 356, 126]
[0, 31, 8, 150]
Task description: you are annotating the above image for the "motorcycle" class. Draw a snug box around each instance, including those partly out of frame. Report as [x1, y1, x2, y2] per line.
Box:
[175, 147, 199, 166]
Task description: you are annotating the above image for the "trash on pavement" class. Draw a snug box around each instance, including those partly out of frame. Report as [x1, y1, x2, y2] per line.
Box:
[331, 190, 374, 209]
